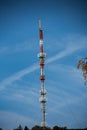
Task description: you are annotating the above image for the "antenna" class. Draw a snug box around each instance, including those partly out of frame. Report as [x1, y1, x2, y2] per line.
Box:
[38, 20, 47, 129]
[38, 19, 42, 30]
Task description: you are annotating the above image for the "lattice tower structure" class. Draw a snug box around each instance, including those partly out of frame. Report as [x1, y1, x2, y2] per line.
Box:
[38, 20, 47, 129]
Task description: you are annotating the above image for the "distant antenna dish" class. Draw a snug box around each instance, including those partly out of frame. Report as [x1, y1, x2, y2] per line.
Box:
[77, 57, 87, 85]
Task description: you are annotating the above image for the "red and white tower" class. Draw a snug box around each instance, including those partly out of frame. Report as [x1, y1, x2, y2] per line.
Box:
[38, 20, 47, 129]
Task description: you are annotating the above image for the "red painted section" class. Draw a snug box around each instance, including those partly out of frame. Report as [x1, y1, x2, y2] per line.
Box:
[40, 75, 45, 81]
[40, 59, 44, 69]
[40, 30, 43, 40]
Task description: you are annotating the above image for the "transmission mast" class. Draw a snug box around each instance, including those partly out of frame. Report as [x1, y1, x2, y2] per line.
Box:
[38, 20, 47, 129]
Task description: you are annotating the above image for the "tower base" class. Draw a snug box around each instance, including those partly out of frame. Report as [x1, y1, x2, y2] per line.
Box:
[41, 121, 47, 127]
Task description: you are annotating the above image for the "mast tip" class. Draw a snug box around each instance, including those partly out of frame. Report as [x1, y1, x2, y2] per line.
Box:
[38, 19, 42, 29]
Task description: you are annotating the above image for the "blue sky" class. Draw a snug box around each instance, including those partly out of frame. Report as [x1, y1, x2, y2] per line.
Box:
[0, 0, 87, 129]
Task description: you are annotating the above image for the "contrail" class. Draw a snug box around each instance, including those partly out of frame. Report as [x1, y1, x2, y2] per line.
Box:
[0, 63, 39, 91]
[0, 43, 85, 91]
[46, 43, 81, 64]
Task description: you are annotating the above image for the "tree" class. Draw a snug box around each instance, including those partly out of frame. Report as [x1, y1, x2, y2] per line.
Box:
[45, 126, 51, 130]
[53, 125, 67, 130]
[53, 126, 60, 130]
[24, 126, 29, 130]
[14, 124, 23, 130]
[32, 125, 41, 130]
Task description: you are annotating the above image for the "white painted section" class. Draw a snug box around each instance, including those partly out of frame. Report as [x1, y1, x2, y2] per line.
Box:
[40, 40, 43, 45]
[38, 19, 42, 29]
[41, 68, 43, 75]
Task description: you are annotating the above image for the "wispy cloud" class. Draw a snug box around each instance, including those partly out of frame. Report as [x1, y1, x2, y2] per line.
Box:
[47, 37, 86, 64]
[0, 110, 37, 130]
[5, 88, 39, 106]
[48, 91, 87, 112]
[0, 63, 38, 91]
[0, 41, 35, 54]
[0, 35, 87, 91]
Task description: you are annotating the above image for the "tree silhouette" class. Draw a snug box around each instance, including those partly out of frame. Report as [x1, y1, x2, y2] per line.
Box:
[24, 126, 29, 130]
[14, 124, 23, 130]
[53, 125, 67, 130]
[32, 125, 41, 130]
[53, 126, 60, 130]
